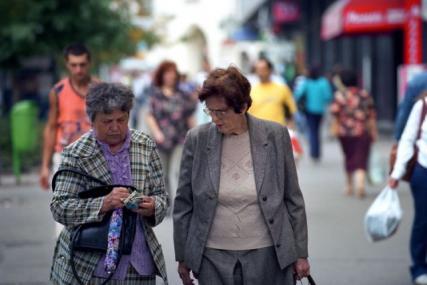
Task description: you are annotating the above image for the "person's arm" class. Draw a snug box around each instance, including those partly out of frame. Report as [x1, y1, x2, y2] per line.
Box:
[173, 130, 197, 284]
[282, 127, 308, 257]
[293, 78, 306, 100]
[146, 113, 165, 144]
[281, 127, 310, 277]
[283, 85, 297, 127]
[40, 89, 58, 190]
[389, 100, 424, 188]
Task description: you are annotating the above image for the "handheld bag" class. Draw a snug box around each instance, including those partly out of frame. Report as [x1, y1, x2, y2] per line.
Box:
[52, 168, 137, 284]
[364, 186, 403, 242]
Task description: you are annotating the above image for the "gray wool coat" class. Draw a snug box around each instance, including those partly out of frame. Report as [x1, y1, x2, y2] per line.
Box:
[173, 114, 308, 274]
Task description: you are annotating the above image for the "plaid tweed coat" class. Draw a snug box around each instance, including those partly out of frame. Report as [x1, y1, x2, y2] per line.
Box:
[50, 129, 169, 285]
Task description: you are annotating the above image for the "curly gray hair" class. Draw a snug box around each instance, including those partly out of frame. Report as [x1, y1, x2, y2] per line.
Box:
[86, 82, 134, 121]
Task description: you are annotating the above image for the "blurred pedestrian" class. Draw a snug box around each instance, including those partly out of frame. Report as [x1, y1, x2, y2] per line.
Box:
[294, 65, 333, 162]
[132, 69, 154, 133]
[50, 82, 168, 285]
[39, 43, 98, 236]
[394, 71, 427, 140]
[146, 60, 196, 209]
[173, 66, 310, 285]
[248, 57, 297, 128]
[330, 69, 377, 198]
[389, 92, 427, 285]
[40, 43, 98, 189]
[194, 56, 212, 125]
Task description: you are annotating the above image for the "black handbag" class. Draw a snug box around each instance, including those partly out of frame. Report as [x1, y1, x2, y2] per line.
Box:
[52, 168, 138, 284]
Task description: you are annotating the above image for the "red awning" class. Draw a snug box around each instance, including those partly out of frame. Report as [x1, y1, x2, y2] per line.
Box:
[321, 0, 406, 40]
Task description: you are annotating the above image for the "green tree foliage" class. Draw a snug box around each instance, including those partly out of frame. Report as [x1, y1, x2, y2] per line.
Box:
[0, 0, 148, 68]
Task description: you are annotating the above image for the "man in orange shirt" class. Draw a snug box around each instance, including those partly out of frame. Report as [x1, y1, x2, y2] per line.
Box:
[40, 43, 98, 191]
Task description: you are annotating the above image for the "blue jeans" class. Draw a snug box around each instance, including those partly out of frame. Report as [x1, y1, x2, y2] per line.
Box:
[409, 162, 427, 280]
[305, 112, 323, 160]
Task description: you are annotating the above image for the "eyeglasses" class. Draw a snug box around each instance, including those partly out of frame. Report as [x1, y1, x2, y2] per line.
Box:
[203, 107, 230, 118]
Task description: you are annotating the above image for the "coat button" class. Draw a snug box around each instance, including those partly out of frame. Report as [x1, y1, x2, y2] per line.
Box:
[269, 219, 274, 224]
[276, 243, 281, 248]
[262, 196, 267, 201]
[208, 194, 215, 200]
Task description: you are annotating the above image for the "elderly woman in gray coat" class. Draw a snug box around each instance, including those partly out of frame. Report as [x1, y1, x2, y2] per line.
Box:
[173, 66, 310, 285]
[50, 83, 168, 284]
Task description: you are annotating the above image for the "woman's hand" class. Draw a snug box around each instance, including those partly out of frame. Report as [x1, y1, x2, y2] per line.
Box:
[100, 187, 130, 213]
[388, 178, 399, 189]
[293, 258, 310, 280]
[153, 130, 165, 144]
[178, 262, 195, 285]
[135, 196, 156, 217]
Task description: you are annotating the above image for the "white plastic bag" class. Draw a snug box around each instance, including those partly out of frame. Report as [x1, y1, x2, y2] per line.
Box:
[364, 186, 403, 242]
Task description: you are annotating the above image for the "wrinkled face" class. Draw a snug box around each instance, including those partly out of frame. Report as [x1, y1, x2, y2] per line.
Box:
[204, 96, 247, 135]
[66, 54, 90, 83]
[255, 60, 271, 83]
[92, 110, 129, 148]
[163, 68, 177, 88]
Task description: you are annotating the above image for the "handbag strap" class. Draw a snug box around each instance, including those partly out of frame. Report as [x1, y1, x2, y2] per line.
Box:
[415, 99, 427, 141]
[52, 167, 107, 191]
[295, 274, 316, 285]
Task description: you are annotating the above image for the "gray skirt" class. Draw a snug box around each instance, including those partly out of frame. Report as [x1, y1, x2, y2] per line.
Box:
[196, 246, 294, 285]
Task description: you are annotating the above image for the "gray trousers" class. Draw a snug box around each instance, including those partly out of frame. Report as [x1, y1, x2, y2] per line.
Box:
[197, 246, 294, 285]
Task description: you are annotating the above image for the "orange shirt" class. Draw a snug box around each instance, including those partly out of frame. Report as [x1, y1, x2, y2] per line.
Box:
[54, 78, 91, 152]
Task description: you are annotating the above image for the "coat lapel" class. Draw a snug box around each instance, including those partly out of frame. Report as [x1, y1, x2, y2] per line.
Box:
[206, 124, 223, 194]
[248, 115, 268, 193]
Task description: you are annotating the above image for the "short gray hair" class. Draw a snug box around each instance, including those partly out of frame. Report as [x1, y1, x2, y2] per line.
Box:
[86, 82, 134, 121]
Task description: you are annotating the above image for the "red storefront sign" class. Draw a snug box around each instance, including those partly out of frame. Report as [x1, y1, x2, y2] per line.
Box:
[321, 0, 423, 64]
[322, 0, 405, 40]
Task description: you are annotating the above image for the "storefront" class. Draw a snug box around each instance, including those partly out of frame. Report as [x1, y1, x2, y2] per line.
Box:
[319, 0, 425, 122]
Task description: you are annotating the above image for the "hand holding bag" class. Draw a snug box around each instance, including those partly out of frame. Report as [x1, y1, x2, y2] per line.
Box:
[52, 168, 138, 284]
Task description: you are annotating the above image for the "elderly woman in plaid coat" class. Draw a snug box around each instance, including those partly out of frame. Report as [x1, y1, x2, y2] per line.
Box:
[50, 83, 169, 284]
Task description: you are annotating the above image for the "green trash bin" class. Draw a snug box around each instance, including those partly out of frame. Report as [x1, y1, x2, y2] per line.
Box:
[10, 100, 39, 183]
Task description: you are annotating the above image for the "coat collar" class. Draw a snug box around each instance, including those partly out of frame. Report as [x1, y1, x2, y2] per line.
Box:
[206, 114, 269, 194]
[68, 130, 146, 185]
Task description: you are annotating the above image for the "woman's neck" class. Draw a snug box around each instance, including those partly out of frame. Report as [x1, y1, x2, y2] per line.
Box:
[231, 115, 248, 135]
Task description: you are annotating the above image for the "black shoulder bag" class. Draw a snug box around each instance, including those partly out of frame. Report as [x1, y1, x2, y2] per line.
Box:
[52, 168, 137, 285]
